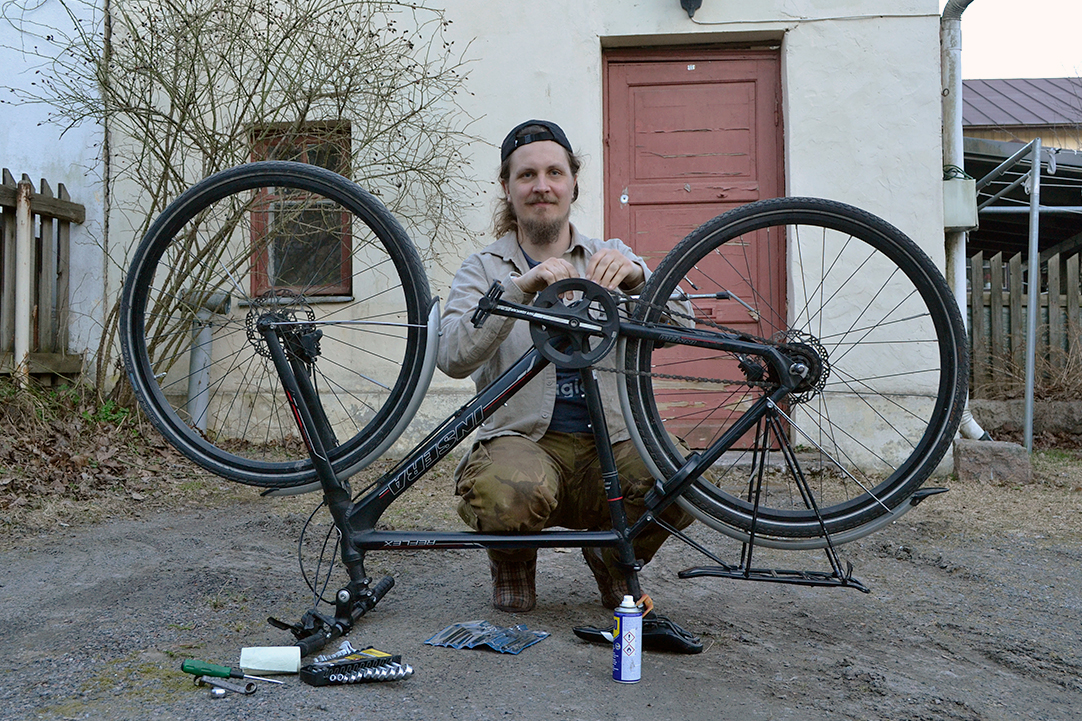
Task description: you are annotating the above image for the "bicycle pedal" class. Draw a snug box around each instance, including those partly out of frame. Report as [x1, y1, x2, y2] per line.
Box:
[299, 647, 406, 686]
[573, 613, 703, 655]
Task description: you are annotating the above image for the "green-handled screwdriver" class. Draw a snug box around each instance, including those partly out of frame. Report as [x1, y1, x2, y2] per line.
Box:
[181, 659, 285, 684]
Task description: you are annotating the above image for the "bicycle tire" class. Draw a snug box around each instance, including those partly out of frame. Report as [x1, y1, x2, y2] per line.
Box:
[120, 161, 431, 487]
[624, 197, 968, 540]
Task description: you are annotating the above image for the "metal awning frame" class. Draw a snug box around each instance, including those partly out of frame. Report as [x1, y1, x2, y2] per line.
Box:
[974, 138, 1043, 451]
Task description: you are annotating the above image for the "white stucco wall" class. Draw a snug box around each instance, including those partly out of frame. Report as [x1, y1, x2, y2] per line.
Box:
[6, 0, 948, 464]
[0, 1, 107, 362]
[431, 0, 943, 262]
[409, 0, 947, 441]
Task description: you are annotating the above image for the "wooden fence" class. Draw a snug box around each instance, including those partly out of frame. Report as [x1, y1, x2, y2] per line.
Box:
[968, 249, 1082, 397]
[0, 168, 85, 379]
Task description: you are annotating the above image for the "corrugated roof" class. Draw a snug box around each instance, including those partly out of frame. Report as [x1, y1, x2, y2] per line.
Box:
[962, 78, 1082, 127]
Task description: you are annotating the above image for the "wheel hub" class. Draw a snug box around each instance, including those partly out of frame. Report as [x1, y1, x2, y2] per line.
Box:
[245, 290, 316, 358]
[773, 331, 830, 403]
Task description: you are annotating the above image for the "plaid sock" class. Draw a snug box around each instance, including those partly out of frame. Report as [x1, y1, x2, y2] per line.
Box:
[489, 558, 536, 612]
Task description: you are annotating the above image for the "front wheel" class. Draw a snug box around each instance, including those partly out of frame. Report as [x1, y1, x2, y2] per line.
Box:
[624, 198, 968, 542]
[120, 162, 431, 488]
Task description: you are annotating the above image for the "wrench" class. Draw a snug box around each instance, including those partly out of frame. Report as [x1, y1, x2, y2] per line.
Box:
[195, 675, 257, 695]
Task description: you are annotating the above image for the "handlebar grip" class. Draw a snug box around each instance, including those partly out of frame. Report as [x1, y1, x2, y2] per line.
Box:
[296, 630, 335, 658]
[353, 575, 395, 619]
[294, 576, 396, 658]
[371, 575, 395, 601]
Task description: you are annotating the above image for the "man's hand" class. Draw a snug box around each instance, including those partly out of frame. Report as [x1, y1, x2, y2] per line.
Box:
[586, 248, 644, 291]
[513, 257, 579, 294]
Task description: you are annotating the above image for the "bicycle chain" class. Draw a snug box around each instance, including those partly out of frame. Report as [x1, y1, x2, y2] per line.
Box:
[589, 289, 776, 390]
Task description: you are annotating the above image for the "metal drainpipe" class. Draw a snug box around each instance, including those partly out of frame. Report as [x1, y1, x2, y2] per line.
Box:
[942, 0, 989, 440]
[186, 291, 231, 433]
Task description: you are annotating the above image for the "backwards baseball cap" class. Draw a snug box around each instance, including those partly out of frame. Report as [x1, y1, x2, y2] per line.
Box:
[500, 120, 574, 162]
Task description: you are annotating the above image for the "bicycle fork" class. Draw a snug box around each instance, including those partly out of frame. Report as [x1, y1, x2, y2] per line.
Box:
[258, 319, 390, 656]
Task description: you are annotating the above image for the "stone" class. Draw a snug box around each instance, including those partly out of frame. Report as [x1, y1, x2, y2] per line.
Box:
[970, 399, 1082, 436]
[953, 438, 1032, 485]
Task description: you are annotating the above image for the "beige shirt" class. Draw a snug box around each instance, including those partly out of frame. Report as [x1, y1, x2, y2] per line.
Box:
[436, 226, 649, 444]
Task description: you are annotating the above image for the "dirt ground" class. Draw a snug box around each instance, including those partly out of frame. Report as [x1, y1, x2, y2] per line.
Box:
[2, 453, 1081, 721]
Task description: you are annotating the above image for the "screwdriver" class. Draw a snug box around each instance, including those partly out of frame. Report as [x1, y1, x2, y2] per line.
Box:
[181, 659, 285, 685]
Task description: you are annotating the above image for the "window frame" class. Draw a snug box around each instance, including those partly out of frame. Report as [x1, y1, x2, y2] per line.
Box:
[249, 123, 353, 298]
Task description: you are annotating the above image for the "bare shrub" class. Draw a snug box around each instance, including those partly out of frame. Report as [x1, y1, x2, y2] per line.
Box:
[977, 325, 1082, 401]
[2, 0, 478, 391]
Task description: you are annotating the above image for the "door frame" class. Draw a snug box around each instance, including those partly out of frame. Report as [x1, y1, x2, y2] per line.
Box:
[601, 45, 785, 242]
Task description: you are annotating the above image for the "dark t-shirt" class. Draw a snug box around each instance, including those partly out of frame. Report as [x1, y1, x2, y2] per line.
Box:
[521, 249, 592, 434]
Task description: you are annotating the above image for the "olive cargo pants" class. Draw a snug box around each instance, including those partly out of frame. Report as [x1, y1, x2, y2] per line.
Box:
[455, 432, 695, 578]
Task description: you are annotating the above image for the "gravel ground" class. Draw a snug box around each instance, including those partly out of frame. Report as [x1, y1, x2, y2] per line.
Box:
[2, 469, 1081, 721]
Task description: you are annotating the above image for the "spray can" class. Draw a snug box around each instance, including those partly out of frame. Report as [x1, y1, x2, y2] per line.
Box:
[612, 595, 642, 683]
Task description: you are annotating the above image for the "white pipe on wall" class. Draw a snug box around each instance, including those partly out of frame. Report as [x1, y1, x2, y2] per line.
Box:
[941, 0, 989, 440]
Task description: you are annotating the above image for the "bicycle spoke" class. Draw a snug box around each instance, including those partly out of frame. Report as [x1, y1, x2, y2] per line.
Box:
[625, 198, 965, 543]
[121, 162, 430, 487]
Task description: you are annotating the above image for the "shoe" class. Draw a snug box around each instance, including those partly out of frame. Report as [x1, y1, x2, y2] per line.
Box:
[581, 547, 628, 609]
[489, 558, 536, 612]
[573, 613, 704, 654]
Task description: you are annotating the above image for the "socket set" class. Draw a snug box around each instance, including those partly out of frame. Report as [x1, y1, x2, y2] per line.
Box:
[300, 644, 413, 686]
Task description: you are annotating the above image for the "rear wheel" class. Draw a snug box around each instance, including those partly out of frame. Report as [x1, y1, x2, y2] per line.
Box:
[625, 197, 967, 542]
[120, 161, 431, 487]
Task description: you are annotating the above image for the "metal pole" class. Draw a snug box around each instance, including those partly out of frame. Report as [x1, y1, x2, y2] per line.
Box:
[188, 310, 214, 433]
[1023, 138, 1042, 452]
[978, 206, 1082, 215]
[975, 141, 1041, 192]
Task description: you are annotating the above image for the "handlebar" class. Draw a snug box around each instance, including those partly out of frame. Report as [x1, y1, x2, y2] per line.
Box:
[293, 575, 396, 657]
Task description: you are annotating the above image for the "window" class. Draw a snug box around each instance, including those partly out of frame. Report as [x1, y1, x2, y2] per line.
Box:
[250, 124, 352, 297]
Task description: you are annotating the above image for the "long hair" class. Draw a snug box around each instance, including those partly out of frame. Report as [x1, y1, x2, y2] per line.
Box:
[492, 125, 582, 238]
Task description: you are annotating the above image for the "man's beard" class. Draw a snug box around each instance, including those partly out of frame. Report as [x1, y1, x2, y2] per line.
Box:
[519, 210, 569, 246]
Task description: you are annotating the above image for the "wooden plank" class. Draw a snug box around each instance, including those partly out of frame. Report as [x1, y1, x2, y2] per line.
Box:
[1068, 253, 1080, 347]
[1, 171, 81, 364]
[989, 252, 1005, 387]
[38, 179, 57, 353]
[970, 252, 987, 393]
[1048, 253, 1063, 369]
[1009, 253, 1024, 373]
[0, 351, 83, 376]
[0, 182, 85, 223]
[56, 184, 71, 354]
[1, 200, 13, 354]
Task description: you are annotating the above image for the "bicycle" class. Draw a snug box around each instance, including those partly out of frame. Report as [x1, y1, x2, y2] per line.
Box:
[119, 160, 968, 654]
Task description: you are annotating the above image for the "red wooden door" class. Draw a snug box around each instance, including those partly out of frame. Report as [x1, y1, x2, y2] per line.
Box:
[604, 49, 783, 446]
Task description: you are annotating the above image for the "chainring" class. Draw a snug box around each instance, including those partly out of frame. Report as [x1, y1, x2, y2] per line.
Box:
[529, 278, 621, 369]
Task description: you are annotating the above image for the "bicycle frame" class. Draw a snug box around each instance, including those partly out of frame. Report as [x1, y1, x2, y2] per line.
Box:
[259, 282, 804, 597]
[117, 174, 968, 655]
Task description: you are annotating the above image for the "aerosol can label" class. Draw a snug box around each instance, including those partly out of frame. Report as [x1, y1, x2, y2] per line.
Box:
[612, 596, 642, 683]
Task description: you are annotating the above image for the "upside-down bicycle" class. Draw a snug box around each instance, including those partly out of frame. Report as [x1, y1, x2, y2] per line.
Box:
[119, 161, 968, 654]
